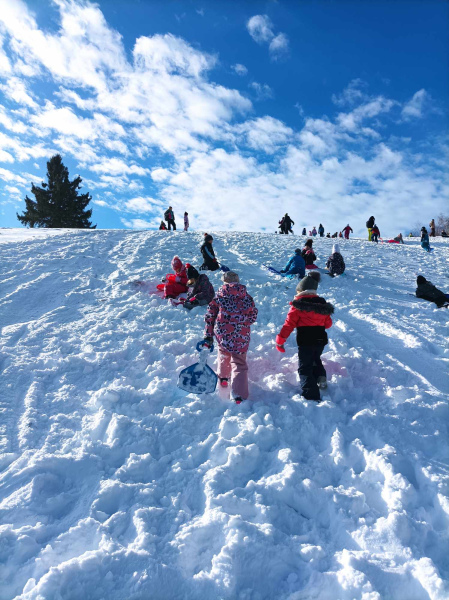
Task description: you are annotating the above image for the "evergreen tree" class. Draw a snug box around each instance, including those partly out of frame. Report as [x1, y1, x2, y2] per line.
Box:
[17, 154, 96, 228]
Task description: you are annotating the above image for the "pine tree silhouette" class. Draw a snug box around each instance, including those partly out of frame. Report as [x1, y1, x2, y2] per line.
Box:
[17, 155, 96, 229]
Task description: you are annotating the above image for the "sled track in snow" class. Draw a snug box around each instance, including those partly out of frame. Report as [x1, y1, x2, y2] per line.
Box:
[0, 230, 448, 600]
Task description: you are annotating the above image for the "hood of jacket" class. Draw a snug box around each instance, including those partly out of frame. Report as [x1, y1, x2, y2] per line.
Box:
[292, 294, 334, 316]
[216, 283, 247, 299]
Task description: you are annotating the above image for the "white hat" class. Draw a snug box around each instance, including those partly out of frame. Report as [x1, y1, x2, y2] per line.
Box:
[332, 244, 340, 254]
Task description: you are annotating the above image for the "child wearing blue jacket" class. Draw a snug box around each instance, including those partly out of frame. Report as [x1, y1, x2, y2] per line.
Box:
[280, 249, 306, 278]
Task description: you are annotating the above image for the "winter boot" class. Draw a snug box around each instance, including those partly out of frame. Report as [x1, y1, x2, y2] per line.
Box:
[317, 376, 327, 389]
[233, 397, 243, 404]
[219, 378, 229, 388]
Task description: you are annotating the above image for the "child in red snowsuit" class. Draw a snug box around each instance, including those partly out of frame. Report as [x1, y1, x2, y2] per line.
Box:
[342, 224, 353, 239]
[276, 272, 334, 401]
[162, 256, 188, 298]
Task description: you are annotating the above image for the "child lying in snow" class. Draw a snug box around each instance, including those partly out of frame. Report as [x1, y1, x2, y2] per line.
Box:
[280, 248, 306, 278]
[276, 272, 334, 401]
[183, 265, 215, 310]
[415, 276, 449, 308]
[160, 256, 188, 299]
[203, 271, 258, 403]
[326, 244, 345, 276]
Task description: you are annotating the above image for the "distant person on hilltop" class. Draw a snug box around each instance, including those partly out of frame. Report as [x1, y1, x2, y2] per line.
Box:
[159, 221, 167, 230]
[366, 216, 375, 241]
[393, 233, 404, 244]
[276, 271, 334, 401]
[302, 227, 307, 236]
[326, 232, 331, 238]
[342, 224, 353, 239]
[184, 212, 189, 231]
[200, 234, 220, 271]
[441, 230, 448, 238]
[429, 219, 436, 236]
[318, 224, 324, 237]
[282, 213, 294, 234]
[164, 206, 176, 230]
[312, 227, 317, 237]
[415, 276, 449, 308]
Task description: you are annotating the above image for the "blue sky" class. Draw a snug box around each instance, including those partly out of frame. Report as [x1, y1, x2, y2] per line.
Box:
[0, 0, 447, 236]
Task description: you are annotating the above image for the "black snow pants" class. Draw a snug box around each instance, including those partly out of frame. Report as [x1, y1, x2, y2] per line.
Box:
[167, 219, 176, 230]
[297, 345, 326, 400]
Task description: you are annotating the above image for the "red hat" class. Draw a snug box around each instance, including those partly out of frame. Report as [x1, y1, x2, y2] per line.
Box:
[171, 255, 183, 271]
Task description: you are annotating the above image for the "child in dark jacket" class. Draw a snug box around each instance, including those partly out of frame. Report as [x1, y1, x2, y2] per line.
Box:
[301, 239, 317, 269]
[276, 272, 334, 401]
[200, 234, 220, 271]
[204, 271, 258, 403]
[183, 265, 215, 310]
[371, 225, 380, 243]
[280, 249, 306, 278]
[326, 244, 345, 276]
[415, 276, 449, 308]
[420, 227, 431, 252]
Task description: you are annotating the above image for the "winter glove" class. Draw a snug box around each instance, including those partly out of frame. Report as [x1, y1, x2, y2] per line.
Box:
[276, 335, 286, 353]
[161, 277, 166, 283]
[203, 336, 213, 347]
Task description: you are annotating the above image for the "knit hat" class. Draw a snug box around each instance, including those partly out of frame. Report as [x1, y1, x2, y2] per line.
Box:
[222, 271, 239, 283]
[186, 264, 199, 280]
[171, 255, 183, 271]
[204, 234, 213, 242]
[295, 248, 302, 254]
[304, 238, 313, 248]
[296, 271, 321, 293]
[416, 275, 427, 285]
[332, 244, 340, 254]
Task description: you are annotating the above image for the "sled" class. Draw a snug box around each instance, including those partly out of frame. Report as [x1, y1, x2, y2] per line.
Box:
[220, 263, 230, 272]
[177, 342, 218, 394]
[263, 264, 299, 280]
[305, 264, 319, 270]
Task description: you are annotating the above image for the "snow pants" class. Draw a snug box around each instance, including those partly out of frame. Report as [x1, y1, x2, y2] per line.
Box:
[371, 233, 379, 243]
[217, 349, 249, 400]
[167, 219, 176, 230]
[164, 281, 187, 298]
[344, 232, 349, 239]
[297, 345, 326, 401]
[367, 228, 372, 241]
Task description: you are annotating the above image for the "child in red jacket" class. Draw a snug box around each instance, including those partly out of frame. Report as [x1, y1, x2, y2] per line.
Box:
[276, 272, 334, 401]
[162, 256, 188, 298]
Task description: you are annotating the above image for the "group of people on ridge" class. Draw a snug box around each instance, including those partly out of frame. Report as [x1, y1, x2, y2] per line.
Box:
[279, 219, 354, 240]
[159, 207, 190, 232]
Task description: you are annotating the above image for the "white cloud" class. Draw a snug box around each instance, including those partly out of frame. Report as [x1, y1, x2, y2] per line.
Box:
[401, 89, 429, 120]
[332, 79, 368, 106]
[121, 217, 153, 228]
[0, 76, 38, 107]
[232, 63, 248, 76]
[247, 15, 289, 61]
[269, 33, 289, 60]
[124, 196, 164, 213]
[247, 15, 274, 44]
[151, 167, 171, 182]
[249, 82, 273, 101]
[235, 116, 293, 153]
[89, 157, 149, 176]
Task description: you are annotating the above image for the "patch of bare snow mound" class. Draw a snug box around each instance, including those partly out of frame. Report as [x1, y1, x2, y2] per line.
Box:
[0, 230, 448, 600]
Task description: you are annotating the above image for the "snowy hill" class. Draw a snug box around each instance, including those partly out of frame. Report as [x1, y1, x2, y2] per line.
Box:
[1, 229, 448, 600]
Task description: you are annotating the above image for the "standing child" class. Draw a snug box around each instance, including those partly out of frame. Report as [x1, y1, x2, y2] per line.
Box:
[342, 224, 353, 239]
[184, 212, 189, 231]
[204, 271, 258, 403]
[371, 224, 380, 243]
[200, 234, 220, 271]
[276, 272, 334, 401]
[326, 244, 345, 276]
[366, 216, 375, 241]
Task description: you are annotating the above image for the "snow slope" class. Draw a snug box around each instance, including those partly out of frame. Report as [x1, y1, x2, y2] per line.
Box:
[1, 229, 448, 600]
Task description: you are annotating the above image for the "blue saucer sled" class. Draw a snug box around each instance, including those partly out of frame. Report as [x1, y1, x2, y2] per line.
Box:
[177, 342, 218, 394]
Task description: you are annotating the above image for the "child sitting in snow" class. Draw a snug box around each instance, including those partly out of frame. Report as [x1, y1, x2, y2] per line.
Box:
[161, 256, 188, 299]
[415, 276, 449, 308]
[301, 239, 318, 269]
[204, 271, 258, 404]
[326, 244, 345, 276]
[280, 248, 306, 278]
[159, 221, 167, 230]
[183, 265, 215, 310]
[200, 234, 220, 271]
[276, 272, 334, 401]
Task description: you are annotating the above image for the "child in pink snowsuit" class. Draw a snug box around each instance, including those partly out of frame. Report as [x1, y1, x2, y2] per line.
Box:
[162, 256, 188, 298]
[204, 271, 258, 403]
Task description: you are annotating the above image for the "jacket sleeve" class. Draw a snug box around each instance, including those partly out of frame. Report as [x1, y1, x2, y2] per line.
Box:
[204, 245, 216, 260]
[195, 278, 208, 301]
[248, 299, 258, 325]
[282, 257, 293, 273]
[324, 315, 333, 329]
[277, 307, 299, 344]
[205, 299, 219, 337]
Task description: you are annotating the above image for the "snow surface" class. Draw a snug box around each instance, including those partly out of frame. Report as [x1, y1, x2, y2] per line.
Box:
[1, 229, 448, 600]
